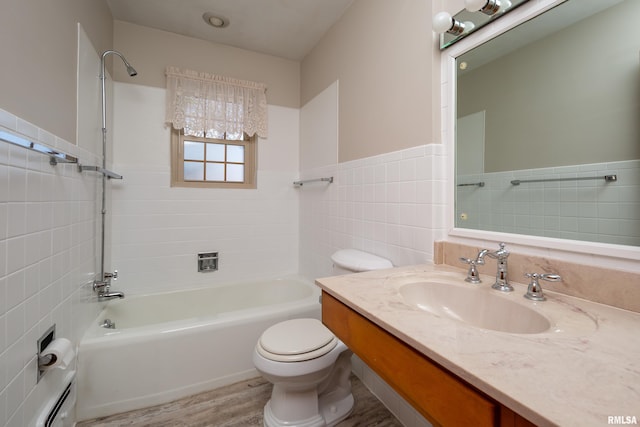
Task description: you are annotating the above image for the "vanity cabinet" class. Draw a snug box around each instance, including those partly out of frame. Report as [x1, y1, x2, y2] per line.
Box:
[321, 291, 536, 427]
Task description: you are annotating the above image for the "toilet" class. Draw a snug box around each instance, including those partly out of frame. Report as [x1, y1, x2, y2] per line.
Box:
[253, 249, 393, 427]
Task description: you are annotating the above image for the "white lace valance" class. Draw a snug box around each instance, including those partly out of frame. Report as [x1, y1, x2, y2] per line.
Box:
[165, 67, 268, 139]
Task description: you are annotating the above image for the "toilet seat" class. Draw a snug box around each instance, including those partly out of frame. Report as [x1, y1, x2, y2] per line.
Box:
[257, 319, 338, 362]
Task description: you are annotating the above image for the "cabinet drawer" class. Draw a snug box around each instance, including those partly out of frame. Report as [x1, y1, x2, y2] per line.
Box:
[322, 291, 498, 427]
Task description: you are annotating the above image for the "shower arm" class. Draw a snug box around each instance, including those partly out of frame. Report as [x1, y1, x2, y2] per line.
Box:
[98, 50, 137, 283]
[100, 50, 137, 136]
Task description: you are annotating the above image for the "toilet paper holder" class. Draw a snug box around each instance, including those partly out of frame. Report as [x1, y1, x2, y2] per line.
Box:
[37, 324, 57, 382]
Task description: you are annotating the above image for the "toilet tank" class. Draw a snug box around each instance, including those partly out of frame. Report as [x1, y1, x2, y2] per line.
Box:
[330, 249, 393, 275]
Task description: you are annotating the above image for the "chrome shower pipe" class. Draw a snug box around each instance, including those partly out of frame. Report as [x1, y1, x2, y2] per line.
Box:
[98, 50, 137, 282]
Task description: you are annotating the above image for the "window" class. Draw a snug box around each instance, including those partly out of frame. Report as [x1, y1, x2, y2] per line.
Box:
[165, 67, 267, 189]
[171, 129, 257, 188]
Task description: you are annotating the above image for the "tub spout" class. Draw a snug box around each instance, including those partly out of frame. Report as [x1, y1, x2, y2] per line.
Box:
[98, 291, 125, 301]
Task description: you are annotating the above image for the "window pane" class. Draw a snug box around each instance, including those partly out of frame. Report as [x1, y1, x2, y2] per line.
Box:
[184, 141, 204, 161]
[206, 143, 225, 161]
[227, 164, 244, 182]
[184, 161, 204, 180]
[206, 163, 225, 181]
[227, 145, 245, 163]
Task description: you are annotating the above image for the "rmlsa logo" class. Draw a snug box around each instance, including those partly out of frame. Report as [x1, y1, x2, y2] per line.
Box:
[608, 416, 638, 425]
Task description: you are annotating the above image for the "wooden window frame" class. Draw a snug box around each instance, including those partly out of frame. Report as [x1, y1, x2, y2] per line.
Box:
[171, 129, 257, 189]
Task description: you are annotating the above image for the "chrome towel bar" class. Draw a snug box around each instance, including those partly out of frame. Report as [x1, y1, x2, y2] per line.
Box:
[457, 182, 485, 187]
[0, 130, 78, 165]
[78, 165, 123, 180]
[293, 177, 333, 187]
[0, 129, 124, 179]
[511, 174, 617, 186]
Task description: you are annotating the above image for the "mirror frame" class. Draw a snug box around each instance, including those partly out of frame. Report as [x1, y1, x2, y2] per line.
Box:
[442, 0, 640, 264]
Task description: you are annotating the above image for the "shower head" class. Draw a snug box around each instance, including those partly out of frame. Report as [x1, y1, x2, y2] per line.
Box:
[101, 50, 138, 78]
[125, 64, 137, 77]
[123, 60, 137, 77]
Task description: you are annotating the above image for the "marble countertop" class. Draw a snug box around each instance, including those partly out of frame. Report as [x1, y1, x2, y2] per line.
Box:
[316, 264, 640, 427]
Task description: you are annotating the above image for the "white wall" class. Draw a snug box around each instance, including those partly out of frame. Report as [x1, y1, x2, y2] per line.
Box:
[110, 83, 301, 294]
[0, 111, 100, 427]
[0, 27, 105, 427]
[300, 81, 338, 171]
[300, 0, 435, 162]
[298, 86, 442, 427]
[299, 84, 447, 280]
[299, 145, 447, 280]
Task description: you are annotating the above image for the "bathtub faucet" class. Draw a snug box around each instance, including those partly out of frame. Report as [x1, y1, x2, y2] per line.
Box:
[92, 270, 124, 300]
[97, 290, 125, 301]
[93, 281, 125, 300]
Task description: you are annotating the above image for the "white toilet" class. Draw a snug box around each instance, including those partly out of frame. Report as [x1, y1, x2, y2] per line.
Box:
[253, 249, 393, 427]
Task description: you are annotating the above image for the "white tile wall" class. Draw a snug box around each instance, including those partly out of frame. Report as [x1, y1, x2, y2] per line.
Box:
[456, 160, 640, 246]
[110, 84, 301, 294]
[299, 143, 447, 281]
[109, 167, 301, 293]
[0, 109, 103, 427]
[298, 143, 445, 427]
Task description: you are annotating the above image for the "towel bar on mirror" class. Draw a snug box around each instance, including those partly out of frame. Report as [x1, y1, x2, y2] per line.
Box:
[510, 175, 617, 185]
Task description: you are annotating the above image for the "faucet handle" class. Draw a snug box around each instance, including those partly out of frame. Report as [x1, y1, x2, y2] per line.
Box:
[104, 270, 118, 281]
[92, 280, 110, 292]
[460, 257, 482, 283]
[524, 272, 561, 301]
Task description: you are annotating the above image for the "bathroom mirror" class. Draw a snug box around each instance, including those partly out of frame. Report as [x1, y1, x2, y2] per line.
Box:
[454, 0, 640, 247]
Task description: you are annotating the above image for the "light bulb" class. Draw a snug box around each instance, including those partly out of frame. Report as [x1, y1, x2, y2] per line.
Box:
[433, 11, 454, 33]
[466, 0, 509, 15]
[465, 0, 488, 12]
[498, 0, 512, 13]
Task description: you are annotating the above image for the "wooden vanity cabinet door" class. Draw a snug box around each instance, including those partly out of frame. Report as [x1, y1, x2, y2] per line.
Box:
[500, 407, 538, 427]
[322, 291, 499, 427]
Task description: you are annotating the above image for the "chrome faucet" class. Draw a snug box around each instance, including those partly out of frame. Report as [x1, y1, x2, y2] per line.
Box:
[100, 318, 116, 329]
[92, 270, 124, 300]
[478, 242, 513, 292]
[97, 291, 125, 301]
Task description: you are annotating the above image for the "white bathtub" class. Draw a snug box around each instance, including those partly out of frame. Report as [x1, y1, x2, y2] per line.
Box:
[76, 276, 321, 421]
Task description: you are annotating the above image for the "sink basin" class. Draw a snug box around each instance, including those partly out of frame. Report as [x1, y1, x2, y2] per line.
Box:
[399, 281, 551, 334]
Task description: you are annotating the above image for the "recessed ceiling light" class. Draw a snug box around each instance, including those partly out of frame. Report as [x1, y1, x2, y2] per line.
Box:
[203, 12, 229, 29]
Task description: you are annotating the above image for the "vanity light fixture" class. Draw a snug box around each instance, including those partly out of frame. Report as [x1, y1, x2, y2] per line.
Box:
[432, 11, 475, 36]
[465, 0, 513, 16]
[433, 0, 527, 48]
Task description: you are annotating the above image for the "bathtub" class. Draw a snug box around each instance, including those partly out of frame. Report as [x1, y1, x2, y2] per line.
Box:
[76, 276, 321, 421]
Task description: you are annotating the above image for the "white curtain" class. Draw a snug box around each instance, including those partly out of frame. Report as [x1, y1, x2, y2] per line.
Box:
[165, 67, 268, 139]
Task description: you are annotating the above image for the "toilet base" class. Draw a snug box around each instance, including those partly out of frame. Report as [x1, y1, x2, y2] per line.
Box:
[263, 392, 354, 427]
[319, 390, 354, 426]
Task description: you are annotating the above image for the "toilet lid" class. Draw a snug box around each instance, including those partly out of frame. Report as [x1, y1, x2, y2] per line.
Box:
[258, 319, 338, 362]
[331, 249, 393, 272]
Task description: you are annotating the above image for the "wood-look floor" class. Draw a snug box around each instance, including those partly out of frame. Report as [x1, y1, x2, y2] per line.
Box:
[77, 375, 403, 427]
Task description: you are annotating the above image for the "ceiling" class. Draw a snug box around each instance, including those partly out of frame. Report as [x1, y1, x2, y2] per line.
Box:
[106, 0, 355, 61]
